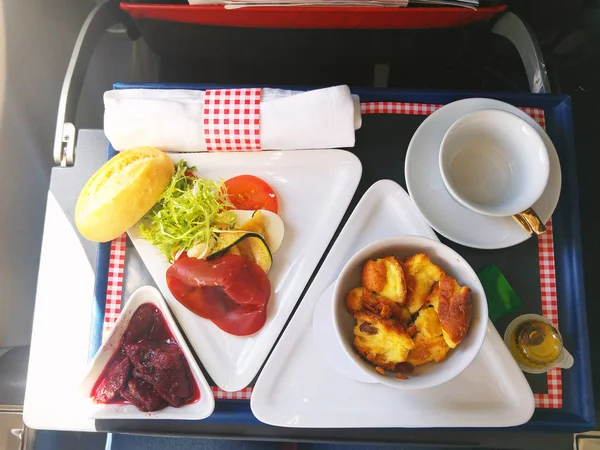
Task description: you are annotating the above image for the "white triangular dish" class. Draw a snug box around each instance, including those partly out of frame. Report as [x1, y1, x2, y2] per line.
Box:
[312, 282, 376, 384]
[251, 180, 535, 428]
[79, 286, 215, 420]
[128, 150, 362, 391]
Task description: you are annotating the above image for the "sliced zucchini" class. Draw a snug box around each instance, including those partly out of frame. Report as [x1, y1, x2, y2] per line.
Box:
[209, 231, 272, 274]
[226, 245, 242, 256]
[212, 231, 246, 253]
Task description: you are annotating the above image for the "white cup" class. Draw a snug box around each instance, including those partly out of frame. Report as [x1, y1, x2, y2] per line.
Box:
[439, 109, 550, 217]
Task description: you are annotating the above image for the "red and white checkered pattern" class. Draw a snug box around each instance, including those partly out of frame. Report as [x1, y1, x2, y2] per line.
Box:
[102, 233, 126, 341]
[360, 101, 547, 130]
[211, 386, 253, 400]
[101, 101, 560, 407]
[536, 368, 563, 409]
[538, 219, 558, 328]
[519, 106, 546, 129]
[518, 110, 560, 409]
[361, 102, 443, 116]
[203, 88, 261, 152]
[534, 219, 562, 409]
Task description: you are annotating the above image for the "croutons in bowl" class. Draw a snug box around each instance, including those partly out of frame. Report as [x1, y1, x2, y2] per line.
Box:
[332, 236, 487, 390]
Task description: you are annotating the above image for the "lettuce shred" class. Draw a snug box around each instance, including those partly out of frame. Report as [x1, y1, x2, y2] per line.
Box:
[139, 160, 236, 263]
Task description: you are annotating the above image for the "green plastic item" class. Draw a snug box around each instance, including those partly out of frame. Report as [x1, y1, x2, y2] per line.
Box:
[477, 264, 523, 323]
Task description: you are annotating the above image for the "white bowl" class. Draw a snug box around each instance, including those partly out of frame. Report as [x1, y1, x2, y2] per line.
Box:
[332, 236, 488, 390]
[79, 286, 215, 420]
[439, 109, 550, 217]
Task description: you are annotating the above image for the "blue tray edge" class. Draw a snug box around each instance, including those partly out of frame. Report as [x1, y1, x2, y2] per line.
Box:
[549, 97, 595, 428]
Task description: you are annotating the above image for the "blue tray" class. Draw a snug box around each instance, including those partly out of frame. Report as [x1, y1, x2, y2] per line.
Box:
[90, 83, 594, 432]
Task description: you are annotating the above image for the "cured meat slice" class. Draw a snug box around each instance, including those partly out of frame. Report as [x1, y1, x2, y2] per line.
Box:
[166, 255, 271, 336]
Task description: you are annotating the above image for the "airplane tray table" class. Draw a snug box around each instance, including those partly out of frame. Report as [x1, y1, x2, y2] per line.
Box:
[64, 86, 593, 438]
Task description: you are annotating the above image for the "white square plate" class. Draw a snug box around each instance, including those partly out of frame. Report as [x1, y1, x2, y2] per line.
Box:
[250, 179, 535, 428]
[79, 286, 215, 420]
[128, 150, 362, 391]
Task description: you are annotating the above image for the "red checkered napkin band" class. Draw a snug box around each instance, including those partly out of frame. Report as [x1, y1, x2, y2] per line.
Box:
[203, 88, 262, 152]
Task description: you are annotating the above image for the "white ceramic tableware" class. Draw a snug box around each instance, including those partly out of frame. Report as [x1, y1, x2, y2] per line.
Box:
[251, 180, 535, 428]
[405, 98, 562, 249]
[332, 236, 488, 390]
[79, 286, 215, 420]
[439, 109, 549, 217]
[128, 149, 362, 391]
[312, 282, 377, 384]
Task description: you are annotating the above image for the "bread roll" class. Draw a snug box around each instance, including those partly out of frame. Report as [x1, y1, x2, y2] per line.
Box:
[75, 146, 174, 242]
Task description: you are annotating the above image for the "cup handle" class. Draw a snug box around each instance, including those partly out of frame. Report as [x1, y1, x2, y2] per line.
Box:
[511, 213, 533, 235]
[556, 348, 574, 369]
[516, 208, 547, 235]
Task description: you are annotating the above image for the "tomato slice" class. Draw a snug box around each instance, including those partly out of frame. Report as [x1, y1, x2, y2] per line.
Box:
[224, 175, 278, 213]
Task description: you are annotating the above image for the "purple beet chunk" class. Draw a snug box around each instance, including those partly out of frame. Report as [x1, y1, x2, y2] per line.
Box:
[148, 311, 170, 342]
[125, 342, 184, 373]
[120, 378, 167, 412]
[124, 304, 156, 344]
[149, 366, 193, 407]
[93, 357, 131, 403]
[125, 341, 193, 407]
[132, 369, 155, 387]
[150, 343, 185, 370]
[132, 367, 193, 408]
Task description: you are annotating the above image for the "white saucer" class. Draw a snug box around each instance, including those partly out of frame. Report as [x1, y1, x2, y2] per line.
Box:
[251, 180, 535, 428]
[405, 98, 562, 249]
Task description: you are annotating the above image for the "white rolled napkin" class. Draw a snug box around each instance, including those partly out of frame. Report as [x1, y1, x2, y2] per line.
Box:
[103, 85, 362, 153]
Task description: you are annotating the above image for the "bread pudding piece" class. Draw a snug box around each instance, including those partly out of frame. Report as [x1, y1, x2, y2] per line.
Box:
[403, 253, 445, 315]
[426, 274, 472, 348]
[406, 306, 450, 367]
[406, 332, 450, 367]
[352, 311, 414, 371]
[346, 287, 411, 324]
[346, 287, 367, 314]
[361, 256, 407, 305]
[414, 306, 443, 338]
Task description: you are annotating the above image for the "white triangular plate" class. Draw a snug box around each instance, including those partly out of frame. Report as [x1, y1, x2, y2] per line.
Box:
[128, 150, 362, 391]
[79, 286, 215, 420]
[251, 180, 535, 428]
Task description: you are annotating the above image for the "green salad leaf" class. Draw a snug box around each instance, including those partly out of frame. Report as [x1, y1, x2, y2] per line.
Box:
[139, 160, 236, 263]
